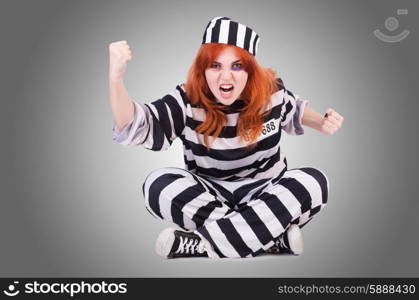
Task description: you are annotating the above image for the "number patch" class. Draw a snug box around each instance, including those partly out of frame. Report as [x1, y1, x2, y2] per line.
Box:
[260, 119, 279, 138]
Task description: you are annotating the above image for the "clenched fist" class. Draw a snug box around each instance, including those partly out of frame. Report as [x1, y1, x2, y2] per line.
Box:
[320, 108, 344, 135]
[109, 40, 132, 80]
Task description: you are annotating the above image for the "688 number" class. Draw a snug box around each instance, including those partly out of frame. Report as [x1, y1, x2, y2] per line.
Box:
[262, 121, 276, 135]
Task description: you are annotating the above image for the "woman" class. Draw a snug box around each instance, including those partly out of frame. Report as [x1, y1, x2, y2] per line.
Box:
[109, 17, 344, 259]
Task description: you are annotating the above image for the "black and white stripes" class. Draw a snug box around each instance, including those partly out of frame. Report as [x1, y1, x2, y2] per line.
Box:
[202, 16, 260, 56]
[112, 80, 309, 182]
[142, 165, 329, 258]
[111, 80, 330, 259]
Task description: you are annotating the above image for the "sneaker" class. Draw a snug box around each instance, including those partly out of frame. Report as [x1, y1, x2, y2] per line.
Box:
[265, 224, 304, 255]
[155, 228, 209, 258]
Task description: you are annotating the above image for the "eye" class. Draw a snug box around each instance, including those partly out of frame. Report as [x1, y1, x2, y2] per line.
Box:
[232, 63, 243, 71]
[210, 63, 220, 69]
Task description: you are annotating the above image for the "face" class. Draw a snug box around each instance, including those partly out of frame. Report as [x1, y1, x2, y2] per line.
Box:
[204, 47, 248, 106]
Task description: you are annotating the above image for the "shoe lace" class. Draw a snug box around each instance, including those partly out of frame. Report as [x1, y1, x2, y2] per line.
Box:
[278, 236, 288, 249]
[175, 236, 205, 255]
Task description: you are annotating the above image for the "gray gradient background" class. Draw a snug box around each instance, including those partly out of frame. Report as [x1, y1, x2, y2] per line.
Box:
[1, 0, 418, 277]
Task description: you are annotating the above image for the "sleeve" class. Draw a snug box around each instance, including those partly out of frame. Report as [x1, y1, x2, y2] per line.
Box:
[280, 88, 309, 135]
[112, 85, 186, 151]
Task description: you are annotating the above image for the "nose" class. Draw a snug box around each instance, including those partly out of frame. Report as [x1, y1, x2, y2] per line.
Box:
[220, 68, 233, 81]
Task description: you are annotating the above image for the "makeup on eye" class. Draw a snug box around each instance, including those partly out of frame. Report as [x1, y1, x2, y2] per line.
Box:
[232, 62, 243, 71]
[210, 60, 243, 70]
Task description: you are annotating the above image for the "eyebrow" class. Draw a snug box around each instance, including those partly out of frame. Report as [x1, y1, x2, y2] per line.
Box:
[212, 60, 241, 64]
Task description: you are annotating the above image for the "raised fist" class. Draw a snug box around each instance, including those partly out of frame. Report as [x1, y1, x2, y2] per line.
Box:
[320, 108, 344, 135]
[109, 40, 132, 80]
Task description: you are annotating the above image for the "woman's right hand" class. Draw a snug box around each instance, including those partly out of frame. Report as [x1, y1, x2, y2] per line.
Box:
[109, 40, 132, 81]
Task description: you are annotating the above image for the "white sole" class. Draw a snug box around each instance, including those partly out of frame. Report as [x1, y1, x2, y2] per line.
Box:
[155, 228, 176, 258]
[287, 224, 304, 255]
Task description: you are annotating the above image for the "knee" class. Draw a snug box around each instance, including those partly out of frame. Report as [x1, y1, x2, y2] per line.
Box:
[142, 167, 189, 216]
[301, 167, 329, 205]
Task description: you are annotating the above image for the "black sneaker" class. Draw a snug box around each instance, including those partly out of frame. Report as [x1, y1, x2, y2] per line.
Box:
[155, 228, 209, 258]
[265, 224, 304, 255]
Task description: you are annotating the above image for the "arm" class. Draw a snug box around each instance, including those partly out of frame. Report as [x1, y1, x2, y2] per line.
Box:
[280, 87, 344, 135]
[109, 77, 135, 132]
[108, 40, 134, 132]
[302, 106, 344, 135]
[111, 89, 186, 150]
[108, 41, 186, 150]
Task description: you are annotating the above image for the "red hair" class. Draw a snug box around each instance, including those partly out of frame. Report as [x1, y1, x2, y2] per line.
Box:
[185, 43, 278, 151]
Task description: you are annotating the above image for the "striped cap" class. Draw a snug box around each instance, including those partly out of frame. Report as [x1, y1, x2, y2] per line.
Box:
[202, 16, 260, 56]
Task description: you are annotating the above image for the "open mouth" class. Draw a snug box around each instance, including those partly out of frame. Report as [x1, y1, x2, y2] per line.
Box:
[220, 84, 234, 97]
[219, 84, 234, 92]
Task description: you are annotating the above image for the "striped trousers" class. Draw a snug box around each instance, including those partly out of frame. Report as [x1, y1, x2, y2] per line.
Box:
[142, 167, 329, 258]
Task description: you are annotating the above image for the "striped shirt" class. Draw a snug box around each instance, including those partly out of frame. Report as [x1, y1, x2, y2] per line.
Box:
[112, 80, 308, 182]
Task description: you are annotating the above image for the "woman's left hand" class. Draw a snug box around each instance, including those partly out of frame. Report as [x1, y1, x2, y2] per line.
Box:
[320, 108, 344, 135]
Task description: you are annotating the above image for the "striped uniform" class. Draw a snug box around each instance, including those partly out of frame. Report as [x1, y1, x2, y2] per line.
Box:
[112, 80, 329, 258]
